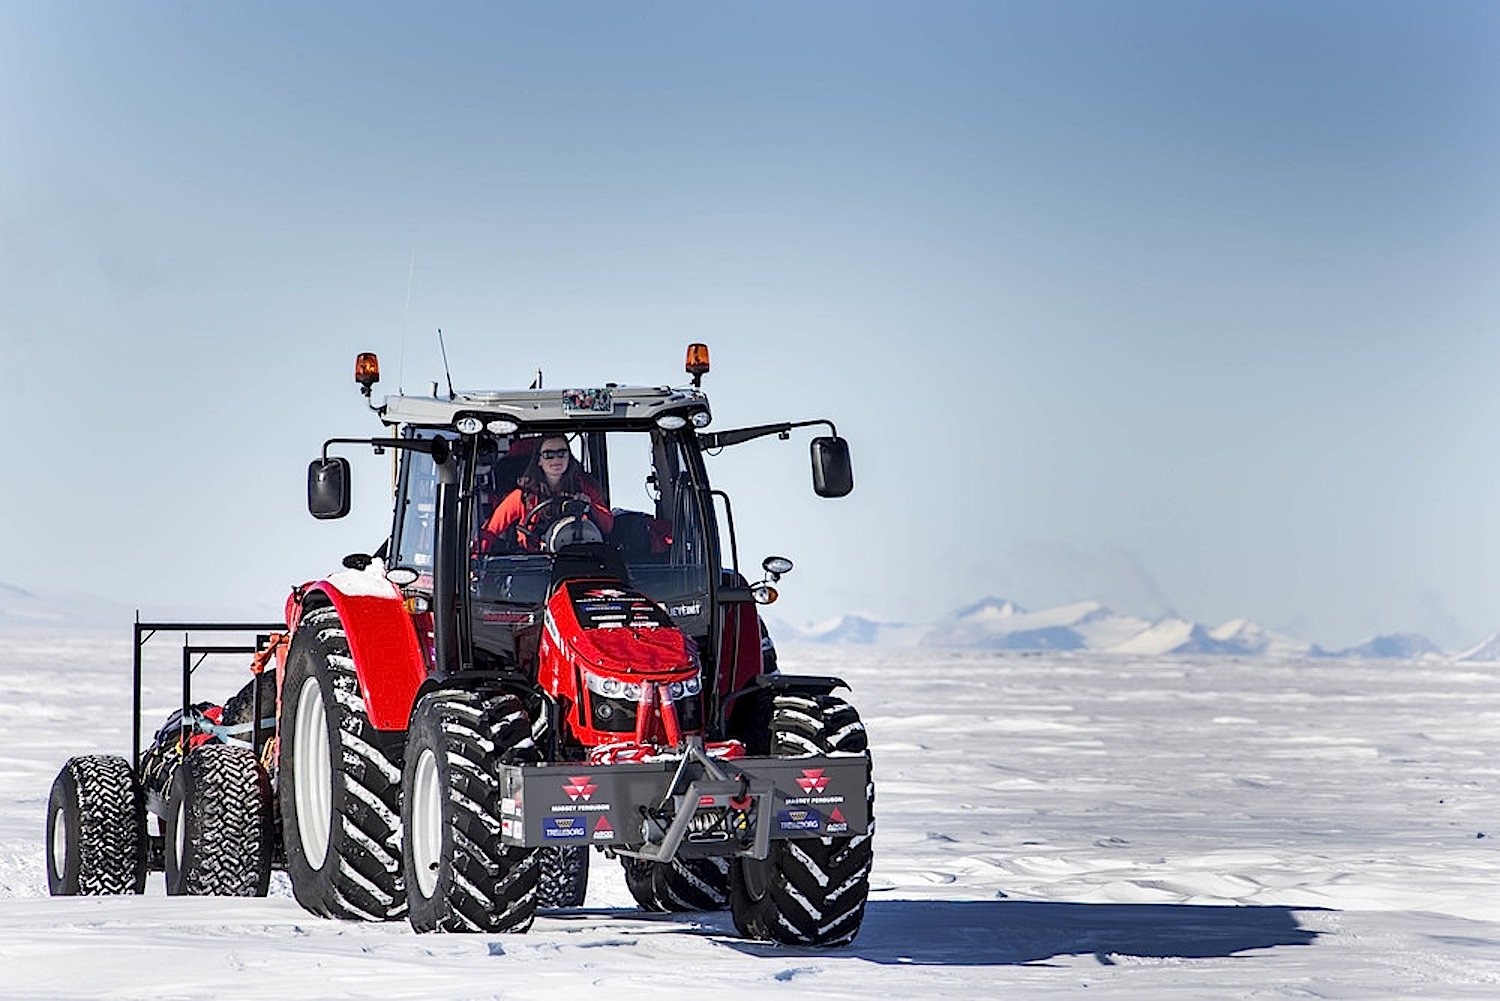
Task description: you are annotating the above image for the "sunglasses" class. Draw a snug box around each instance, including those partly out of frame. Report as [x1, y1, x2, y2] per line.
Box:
[539, 448, 571, 460]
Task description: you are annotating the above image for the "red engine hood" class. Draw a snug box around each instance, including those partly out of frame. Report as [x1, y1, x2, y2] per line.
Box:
[548, 579, 697, 676]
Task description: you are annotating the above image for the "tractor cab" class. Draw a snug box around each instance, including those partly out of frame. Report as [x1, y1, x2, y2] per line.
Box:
[307, 346, 854, 746]
[390, 421, 716, 672]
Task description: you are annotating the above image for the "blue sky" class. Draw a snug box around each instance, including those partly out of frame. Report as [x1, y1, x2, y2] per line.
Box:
[2, 2, 1497, 648]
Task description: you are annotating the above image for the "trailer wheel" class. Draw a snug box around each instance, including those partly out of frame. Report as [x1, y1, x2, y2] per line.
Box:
[538, 846, 590, 908]
[46, 755, 147, 896]
[164, 744, 272, 896]
[280, 604, 406, 921]
[729, 693, 874, 946]
[621, 856, 729, 912]
[402, 689, 539, 933]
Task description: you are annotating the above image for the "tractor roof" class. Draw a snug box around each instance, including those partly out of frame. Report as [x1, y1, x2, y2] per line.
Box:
[377, 384, 711, 430]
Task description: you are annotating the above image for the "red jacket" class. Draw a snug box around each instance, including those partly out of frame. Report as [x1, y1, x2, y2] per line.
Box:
[481, 480, 614, 552]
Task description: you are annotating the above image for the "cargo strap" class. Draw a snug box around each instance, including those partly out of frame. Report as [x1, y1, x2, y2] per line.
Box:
[180, 710, 277, 749]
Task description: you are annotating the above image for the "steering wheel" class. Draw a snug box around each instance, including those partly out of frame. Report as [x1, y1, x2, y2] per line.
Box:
[519, 496, 592, 550]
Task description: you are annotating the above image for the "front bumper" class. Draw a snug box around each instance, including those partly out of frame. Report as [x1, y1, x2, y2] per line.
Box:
[496, 751, 871, 861]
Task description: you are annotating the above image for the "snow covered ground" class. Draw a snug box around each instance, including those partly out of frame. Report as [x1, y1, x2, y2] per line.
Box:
[2, 628, 1499, 999]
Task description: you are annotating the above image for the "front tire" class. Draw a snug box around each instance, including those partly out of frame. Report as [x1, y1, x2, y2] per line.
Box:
[402, 689, 539, 933]
[279, 603, 406, 921]
[164, 744, 272, 896]
[46, 755, 147, 896]
[729, 693, 874, 946]
[538, 846, 591, 909]
[621, 856, 729, 912]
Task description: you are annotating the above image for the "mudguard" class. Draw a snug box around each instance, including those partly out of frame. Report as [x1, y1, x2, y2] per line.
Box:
[288, 566, 429, 731]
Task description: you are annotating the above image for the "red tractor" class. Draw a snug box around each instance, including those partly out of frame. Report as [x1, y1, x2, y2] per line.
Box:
[47, 345, 874, 945]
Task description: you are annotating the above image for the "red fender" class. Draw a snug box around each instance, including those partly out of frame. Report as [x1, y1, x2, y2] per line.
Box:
[286, 570, 429, 732]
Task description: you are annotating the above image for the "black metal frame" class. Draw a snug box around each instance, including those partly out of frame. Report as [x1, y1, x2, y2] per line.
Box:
[131, 616, 285, 775]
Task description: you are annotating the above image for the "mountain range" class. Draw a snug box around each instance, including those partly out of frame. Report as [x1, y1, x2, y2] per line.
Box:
[4, 581, 1492, 664]
[772, 597, 1493, 662]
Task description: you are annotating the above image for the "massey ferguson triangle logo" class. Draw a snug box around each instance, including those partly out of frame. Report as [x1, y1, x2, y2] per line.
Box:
[563, 776, 598, 802]
[796, 768, 830, 795]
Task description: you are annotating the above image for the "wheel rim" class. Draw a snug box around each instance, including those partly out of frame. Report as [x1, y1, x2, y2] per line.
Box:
[47, 802, 66, 881]
[173, 796, 186, 868]
[293, 676, 333, 870]
[410, 747, 443, 898]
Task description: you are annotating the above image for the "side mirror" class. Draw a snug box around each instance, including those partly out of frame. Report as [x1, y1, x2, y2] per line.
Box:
[308, 457, 351, 519]
[810, 436, 853, 498]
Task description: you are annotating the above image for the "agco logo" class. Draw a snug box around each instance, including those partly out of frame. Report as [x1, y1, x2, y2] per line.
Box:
[796, 768, 830, 795]
[563, 776, 598, 802]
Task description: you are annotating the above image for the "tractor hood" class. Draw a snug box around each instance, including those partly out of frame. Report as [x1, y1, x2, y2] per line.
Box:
[542, 580, 698, 678]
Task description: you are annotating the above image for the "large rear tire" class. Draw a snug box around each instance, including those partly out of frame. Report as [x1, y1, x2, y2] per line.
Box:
[164, 744, 272, 896]
[537, 846, 590, 909]
[621, 856, 729, 912]
[402, 689, 539, 933]
[729, 693, 874, 946]
[46, 755, 147, 895]
[279, 603, 406, 921]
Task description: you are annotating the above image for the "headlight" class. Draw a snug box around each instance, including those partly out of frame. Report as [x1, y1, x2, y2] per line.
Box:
[584, 671, 635, 701]
[582, 670, 701, 702]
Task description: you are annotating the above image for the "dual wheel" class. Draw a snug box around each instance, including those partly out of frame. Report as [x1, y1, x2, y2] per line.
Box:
[727, 692, 875, 946]
[46, 746, 272, 898]
[620, 692, 875, 947]
[276, 605, 583, 931]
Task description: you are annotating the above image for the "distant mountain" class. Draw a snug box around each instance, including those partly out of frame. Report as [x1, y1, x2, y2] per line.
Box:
[4, 579, 1472, 664]
[1206, 618, 1316, 658]
[0, 581, 131, 629]
[1108, 616, 1240, 656]
[922, 597, 1150, 652]
[0, 582, 278, 631]
[772, 614, 927, 647]
[776, 594, 1455, 663]
[1320, 633, 1445, 661]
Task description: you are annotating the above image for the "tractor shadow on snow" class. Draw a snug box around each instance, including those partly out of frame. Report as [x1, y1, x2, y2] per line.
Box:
[723, 899, 1325, 966]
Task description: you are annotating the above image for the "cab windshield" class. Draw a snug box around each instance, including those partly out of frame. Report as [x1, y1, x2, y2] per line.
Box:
[391, 427, 713, 661]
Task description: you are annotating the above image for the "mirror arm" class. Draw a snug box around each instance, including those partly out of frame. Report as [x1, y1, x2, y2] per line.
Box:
[320, 436, 450, 462]
[698, 419, 837, 450]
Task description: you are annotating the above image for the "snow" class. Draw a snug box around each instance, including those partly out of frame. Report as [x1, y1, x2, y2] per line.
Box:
[1456, 632, 1500, 662]
[1207, 618, 1314, 658]
[4, 630, 1500, 998]
[324, 560, 401, 599]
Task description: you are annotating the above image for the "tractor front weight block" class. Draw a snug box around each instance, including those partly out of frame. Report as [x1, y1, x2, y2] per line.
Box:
[495, 754, 870, 863]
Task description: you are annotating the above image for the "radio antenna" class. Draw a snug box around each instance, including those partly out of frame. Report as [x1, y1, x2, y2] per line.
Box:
[437, 327, 456, 400]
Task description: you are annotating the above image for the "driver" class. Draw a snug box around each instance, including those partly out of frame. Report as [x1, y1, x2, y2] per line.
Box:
[479, 435, 614, 552]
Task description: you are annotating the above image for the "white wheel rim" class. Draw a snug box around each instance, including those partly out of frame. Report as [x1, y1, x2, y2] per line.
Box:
[411, 747, 443, 898]
[173, 796, 186, 867]
[48, 805, 66, 879]
[294, 676, 333, 870]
